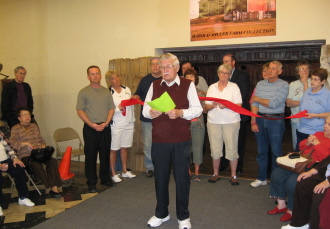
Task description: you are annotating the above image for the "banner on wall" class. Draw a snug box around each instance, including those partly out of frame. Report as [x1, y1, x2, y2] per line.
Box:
[190, 0, 276, 41]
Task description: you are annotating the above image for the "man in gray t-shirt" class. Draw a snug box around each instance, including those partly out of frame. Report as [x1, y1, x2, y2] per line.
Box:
[76, 65, 115, 193]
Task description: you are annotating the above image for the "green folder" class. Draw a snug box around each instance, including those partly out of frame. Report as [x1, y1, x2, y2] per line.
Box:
[147, 91, 176, 112]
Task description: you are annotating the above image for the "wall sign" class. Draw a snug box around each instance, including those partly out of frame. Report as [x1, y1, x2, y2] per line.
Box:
[190, 0, 276, 41]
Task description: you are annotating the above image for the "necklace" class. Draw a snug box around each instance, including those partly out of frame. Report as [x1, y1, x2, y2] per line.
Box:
[21, 124, 30, 132]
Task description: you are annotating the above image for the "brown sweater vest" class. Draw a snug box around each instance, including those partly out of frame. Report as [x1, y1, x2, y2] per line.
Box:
[152, 77, 191, 143]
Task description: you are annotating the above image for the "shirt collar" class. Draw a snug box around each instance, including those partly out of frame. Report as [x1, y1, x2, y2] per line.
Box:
[160, 75, 180, 87]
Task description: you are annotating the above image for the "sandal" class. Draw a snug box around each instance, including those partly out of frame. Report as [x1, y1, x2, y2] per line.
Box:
[208, 174, 220, 183]
[230, 176, 239, 186]
[194, 176, 201, 182]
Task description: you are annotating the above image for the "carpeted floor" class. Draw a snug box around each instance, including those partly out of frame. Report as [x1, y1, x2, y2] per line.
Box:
[32, 174, 288, 229]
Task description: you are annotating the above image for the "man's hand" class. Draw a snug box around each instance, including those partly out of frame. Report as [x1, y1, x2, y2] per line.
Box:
[251, 123, 259, 133]
[165, 109, 183, 119]
[90, 123, 104, 131]
[131, 95, 140, 100]
[150, 109, 162, 119]
[13, 158, 25, 168]
[0, 164, 8, 171]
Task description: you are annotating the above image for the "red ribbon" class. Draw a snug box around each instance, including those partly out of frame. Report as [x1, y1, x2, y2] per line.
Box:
[199, 96, 308, 120]
[119, 97, 308, 120]
[120, 98, 144, 107]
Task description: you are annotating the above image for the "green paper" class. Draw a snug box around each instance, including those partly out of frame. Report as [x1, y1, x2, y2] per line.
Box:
[147, 91, 176, 112]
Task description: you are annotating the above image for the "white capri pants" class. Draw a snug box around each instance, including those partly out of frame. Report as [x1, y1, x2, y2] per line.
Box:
[207, 121, 240, 161]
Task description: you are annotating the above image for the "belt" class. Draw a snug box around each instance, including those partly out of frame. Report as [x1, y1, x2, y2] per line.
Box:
[258, 112, 283, 117]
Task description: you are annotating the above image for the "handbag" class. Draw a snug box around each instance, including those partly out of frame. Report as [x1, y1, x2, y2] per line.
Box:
[30, 146, 55, 163]
[276, 149, 314, 174]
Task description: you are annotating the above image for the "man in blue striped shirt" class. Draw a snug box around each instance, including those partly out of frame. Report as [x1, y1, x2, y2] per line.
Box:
[250, 61, 289, 187]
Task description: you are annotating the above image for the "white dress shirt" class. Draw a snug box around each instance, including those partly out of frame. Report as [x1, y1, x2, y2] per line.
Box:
[142, 75, 202, 120]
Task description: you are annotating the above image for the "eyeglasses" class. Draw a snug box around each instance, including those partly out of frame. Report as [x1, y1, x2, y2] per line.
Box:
[160, 65, 175, 70]
[20, 113, 31, 117]
[150, 63, 159, 66]
[299, 68, 309, 71]
[219, 71, 230, 75]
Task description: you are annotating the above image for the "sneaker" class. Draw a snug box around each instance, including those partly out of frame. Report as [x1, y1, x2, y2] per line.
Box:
[0, 206, 3, 216]
[281, 224, 309, 229]
[250, 179, 267, 187]
[178, 218, 192, 229]
[112, 174, 122, 183]
[18, 198, 35, 207]
[122, 171, 136, 178]
[147, 215, 170, 227]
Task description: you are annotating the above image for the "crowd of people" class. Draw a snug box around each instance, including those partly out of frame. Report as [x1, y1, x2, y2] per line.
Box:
[0, 53, 329, 229]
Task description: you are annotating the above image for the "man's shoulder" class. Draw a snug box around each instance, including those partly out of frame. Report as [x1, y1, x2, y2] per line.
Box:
[140, 73, 153, 81]
[277, 78, 289, 87]
[233, 68, 249, 77]
[3, 80, 16, 89]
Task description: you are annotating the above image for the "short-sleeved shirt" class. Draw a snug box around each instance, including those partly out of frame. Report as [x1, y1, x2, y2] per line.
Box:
[205, 81, 242, 124]
[110, 86, 135, 127]
[297, 86, 330, 135]
[76, 85, 115, 123]
[287, 79, 311, 124]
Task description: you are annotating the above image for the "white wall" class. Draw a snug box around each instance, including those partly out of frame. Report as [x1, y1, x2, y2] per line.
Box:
[0, 0, 330, 145]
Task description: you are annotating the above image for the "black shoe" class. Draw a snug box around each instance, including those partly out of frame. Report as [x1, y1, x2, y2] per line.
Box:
[146, 170, 154, 177]
[88, 185, 97, 193]
[49, 190, 62, 198]
[236, 168, 243, 174]
[101, 179, 116, 187]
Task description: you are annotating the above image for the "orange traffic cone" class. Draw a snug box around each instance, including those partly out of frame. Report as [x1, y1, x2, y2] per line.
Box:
[58, 146, 75, 180]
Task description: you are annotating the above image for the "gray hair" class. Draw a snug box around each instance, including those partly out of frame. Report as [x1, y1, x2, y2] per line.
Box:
[150, 56, 160, 64]
[270, 61, 282, 70]
[217, 64, 233, 74]
[159, 53, 179, 67]
[14, 66, 26, 73]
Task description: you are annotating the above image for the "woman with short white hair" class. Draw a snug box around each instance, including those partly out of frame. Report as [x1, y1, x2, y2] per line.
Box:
[205, 64, 242, 185]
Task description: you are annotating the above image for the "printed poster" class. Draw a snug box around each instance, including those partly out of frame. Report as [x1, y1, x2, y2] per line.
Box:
[190, 0, 276, 41]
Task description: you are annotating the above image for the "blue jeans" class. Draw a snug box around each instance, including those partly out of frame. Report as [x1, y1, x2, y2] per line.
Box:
[142, 121, 154, 171]
[255, 117, 285, 181]
[269, 167, 299, 210]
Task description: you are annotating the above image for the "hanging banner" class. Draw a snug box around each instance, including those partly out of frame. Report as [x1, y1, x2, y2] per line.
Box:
[190, 0, 276, 41]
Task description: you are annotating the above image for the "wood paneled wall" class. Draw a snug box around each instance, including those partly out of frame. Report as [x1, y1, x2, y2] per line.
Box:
[108, 57, 151, 171]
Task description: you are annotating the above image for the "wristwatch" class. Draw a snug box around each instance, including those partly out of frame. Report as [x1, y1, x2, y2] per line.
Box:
[11, 154, 18, 160]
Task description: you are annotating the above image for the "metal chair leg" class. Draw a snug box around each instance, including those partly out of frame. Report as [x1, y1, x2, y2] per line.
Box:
[25, 170, 42, 196]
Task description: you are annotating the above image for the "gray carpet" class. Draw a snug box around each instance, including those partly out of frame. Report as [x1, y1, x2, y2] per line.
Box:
[32, 174, 288, 229]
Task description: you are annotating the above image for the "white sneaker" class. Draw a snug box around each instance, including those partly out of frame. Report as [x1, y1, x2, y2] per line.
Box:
[281, 224, 309, 229]
[147, 215, 170, 227]
[112, 174, 122, 183]
[0, 206, 3, 216]
[122, 171, 136, 178]
[250, 179, 267, 187]
[18, 198, 35, 207]
[178, 218, 192, 229]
